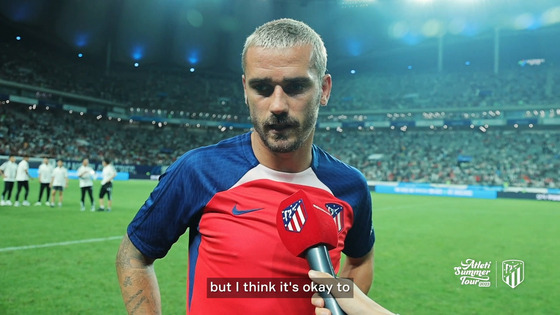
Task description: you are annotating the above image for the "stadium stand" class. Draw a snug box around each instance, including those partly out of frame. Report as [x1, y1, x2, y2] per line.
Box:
[1, 39, 559, 188]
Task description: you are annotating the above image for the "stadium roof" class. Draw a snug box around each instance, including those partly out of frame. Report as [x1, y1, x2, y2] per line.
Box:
[1, 0, 559, 74]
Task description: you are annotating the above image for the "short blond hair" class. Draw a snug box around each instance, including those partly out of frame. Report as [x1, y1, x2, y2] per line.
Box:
[241, 18, 328, 78]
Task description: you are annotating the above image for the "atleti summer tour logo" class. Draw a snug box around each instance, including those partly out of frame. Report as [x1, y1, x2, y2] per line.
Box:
[454, 259, 492, 287]
[454, 258, 525, 288]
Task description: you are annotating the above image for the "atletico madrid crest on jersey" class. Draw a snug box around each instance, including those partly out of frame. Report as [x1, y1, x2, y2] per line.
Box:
[282, 199, 307, 232]
[326, 203, 344, 232]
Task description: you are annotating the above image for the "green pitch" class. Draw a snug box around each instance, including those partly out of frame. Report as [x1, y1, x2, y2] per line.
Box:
[0, 180, 558, 314]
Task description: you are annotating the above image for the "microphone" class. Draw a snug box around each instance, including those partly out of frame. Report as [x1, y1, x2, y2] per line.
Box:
[277, 190, 346, 315]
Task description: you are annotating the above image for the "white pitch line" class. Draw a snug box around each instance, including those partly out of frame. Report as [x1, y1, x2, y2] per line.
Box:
[0, 235, 123, 252]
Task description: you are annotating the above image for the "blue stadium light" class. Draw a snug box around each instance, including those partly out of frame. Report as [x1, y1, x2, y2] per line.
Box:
[188, 51, 200, 65]
[132, 46, 144, 61]
[134, 62, 139, 68]
[16, 36, 21, 41]
[465, 61, 471, 66]
[78, 53, 83, 58]
[408, 65, 413, 70]
[401, 33, 421, 46]
[350, 69, 356, 74]
[461, 23, 479, 37]
[190, 67, 195, 73]
[75, 33, 88, 47]
[346, 39, 363, 57]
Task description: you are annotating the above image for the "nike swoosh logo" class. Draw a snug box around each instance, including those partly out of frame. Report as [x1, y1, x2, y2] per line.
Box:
[232, 204, 265, 215]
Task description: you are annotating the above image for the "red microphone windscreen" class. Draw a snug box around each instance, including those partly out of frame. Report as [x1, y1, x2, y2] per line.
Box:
[276, 190, 339, 257]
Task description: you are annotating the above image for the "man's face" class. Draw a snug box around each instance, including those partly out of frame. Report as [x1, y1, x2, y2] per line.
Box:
[43, 158, 49, 164]
[242, 45, 331, 153]
[83, 159, 88, 166]
[57, 160, 63, 167]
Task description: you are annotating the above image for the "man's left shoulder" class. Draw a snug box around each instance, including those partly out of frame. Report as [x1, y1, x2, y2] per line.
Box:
[313, 146, 365, 177]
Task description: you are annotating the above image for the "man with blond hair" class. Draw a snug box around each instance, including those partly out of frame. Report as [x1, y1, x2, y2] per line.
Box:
[117, 19, 375, 315]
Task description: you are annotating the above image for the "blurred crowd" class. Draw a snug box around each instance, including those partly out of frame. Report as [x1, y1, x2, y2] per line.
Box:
[2, 40, 559, 117]
[1, 104, 558, 188]
[1, 40, 559, 188]
[317, 128, 559, 188]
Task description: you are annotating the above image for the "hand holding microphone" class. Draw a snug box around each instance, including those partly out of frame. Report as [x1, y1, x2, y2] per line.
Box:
[276, 190, 346, 315]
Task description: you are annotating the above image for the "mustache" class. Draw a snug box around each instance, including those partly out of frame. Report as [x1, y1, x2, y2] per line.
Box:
[265, 114, 299, 127]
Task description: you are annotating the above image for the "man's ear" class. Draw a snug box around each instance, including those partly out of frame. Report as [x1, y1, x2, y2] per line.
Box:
[242, 74, 248, 105]
[320, 74, 332, 106]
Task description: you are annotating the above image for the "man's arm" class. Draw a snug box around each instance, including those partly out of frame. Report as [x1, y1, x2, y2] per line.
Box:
[109, 166, 117, 182]
[116, 234, 162, 314]
[338, 247, 374, 294]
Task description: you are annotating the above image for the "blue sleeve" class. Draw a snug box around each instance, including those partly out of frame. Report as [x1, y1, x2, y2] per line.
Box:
[126, 133, 256, 259]
[342, 175, 374, 258]
[127, 152, 208, 259]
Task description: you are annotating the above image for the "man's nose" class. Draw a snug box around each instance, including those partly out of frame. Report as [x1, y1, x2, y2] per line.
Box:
[269, 85, 289, 114]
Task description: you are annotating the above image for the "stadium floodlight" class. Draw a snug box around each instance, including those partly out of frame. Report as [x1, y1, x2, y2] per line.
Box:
[340, 0, 377, 8]
[410, 0, 434, 4]
[448, 18, 467, 35]
[388, 21, 409, 39]
[513, 13, 537, 30]
[542, 6, 560, 26]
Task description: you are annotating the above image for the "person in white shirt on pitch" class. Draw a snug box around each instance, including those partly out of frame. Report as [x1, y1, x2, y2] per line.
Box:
[14, 155, 31, 207]
[0, 155, 18, 206]
[50, 159, 68, 207]
[77, 158, 96, 211]
[36, 158, 53, 206]
[98, 159, 117, 212]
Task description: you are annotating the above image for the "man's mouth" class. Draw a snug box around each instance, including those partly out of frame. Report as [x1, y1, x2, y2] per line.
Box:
[268, 123, 293, 132]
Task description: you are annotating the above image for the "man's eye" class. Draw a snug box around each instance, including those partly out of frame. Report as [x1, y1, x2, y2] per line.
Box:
[253, 84, 273, 96]
[283, 83, 305, 96]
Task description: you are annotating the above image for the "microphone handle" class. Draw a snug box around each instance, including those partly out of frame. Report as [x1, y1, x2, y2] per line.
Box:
[306, 246, 347, 315]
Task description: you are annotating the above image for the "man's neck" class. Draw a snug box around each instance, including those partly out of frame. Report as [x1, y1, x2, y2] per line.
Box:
[250, 132, 313, 173]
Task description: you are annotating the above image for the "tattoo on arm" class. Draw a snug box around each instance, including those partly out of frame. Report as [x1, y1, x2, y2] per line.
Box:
[131, 296, 147, 314]
[126, 290, 146, 314]
[124, 276, 132, 287]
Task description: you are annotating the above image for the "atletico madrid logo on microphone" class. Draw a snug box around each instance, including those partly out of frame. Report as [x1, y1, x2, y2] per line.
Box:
[326, 203, 344, 233]
[282, 199, 307, 232]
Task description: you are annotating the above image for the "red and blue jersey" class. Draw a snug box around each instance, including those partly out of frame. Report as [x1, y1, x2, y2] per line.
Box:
[127, 132, 375, 314]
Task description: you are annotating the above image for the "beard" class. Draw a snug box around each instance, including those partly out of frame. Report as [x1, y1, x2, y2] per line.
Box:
[251, 105, 318, 153]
